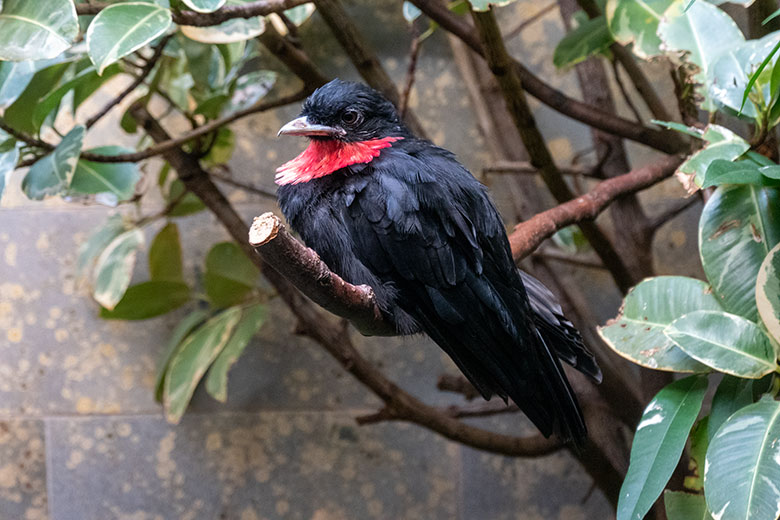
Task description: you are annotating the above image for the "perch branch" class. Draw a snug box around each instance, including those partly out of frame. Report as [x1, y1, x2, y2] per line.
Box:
[508, 154, 683, 261]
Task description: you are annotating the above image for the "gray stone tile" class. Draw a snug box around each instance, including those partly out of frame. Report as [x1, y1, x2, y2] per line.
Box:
[460, 415, 612, 520]
[0, 419, 47, 520]
[46, 413, 459, 520]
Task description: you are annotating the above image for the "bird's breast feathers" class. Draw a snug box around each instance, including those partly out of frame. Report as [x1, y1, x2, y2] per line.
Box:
[275, 136, 403, 185]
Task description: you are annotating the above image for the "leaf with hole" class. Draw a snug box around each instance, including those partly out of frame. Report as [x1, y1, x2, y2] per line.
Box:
[21, 125, 84, 201]
[704, 396, 780, 520]
[163, 306, 242, 423]
[665, 310, 778, 378]
[86, 2, 172, 74]
[0, 0, 78, 61]
[598, 276, 717, 373]
[617, 375, 709, 520]
[699, 185, 780, 320]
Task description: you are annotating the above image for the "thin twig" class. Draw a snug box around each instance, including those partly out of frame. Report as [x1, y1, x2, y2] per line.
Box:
[648, 196, 700, 233]
[483, 160, 595, 178]
[505, 2, 557, 40]
[399, 29, 423, 118]
[210, 170, 278, 199]
[611, 59, 643, 124]
[85, 34, 173, 129]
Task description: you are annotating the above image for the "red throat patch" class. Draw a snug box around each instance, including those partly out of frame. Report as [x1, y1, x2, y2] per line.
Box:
[275, 136, 403, 185]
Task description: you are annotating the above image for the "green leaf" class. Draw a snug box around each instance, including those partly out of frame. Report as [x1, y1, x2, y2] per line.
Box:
[739, 34, 780, 114]
[757, 242, 780, 344]
[686, 417, 709, 492]
[100, 280, 190, 320]
[225, 70, 276, 114]
[92, 228, 145, 310]
[705, 396, 780, 520]
[86, 2, 172, 74]
[155, 309, 209, 402]
[761, 165, 780, 180]
[149, 222, 184, 283]
[664, 491, 713, 520]
[468, 0, 518, 10]
[21, 125, 84, 200]
[677, 125, 751, 191]
[180, 0, 265, 43]
[701, 160, 767, 188]
[598, 276, 717, 372]
[0, 60, 37, 108]
[0, 0, 78, 61]
[665, 310, 778, 378]
[202, 127, 234, 166]
[70, 146, 140, 203]
[617, 375, 709, 520]
[651, 119, 705, 139]
[658, 0, 745, 110]
[163, 306, 242, 423]
[4, 61, 71, 134]
[284, 3, 316, 25]
[204, 242, 259, 308]
[182, 0, 225, 12]
[33, 63, 121, 130]
[167, 179, 206, 216]
[205, 303, 266, 401]
[0, 140, 19, 203]
[77, 214, 129, 277]
[179, 36, 226, 91]
[605, 0, 675, 59]
[553, 15, 614, 69]
[699, 185, 780, 320]
[709, 375, 754, 442]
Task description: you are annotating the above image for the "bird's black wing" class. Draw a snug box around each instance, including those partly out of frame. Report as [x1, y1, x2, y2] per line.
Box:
[340, 145, 589, 442]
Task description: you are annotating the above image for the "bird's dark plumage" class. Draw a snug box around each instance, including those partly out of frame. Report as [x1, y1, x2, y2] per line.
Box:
[275, 80, 601, 443]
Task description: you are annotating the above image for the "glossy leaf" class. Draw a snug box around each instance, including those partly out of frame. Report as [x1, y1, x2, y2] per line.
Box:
[86, 2, 172, 74]
[154, 309, 209, 402]
[149, 222, 184, 283]
[757, 242, 780, 344]
[705, 396, 780, 520]
[167, 180, 206, 217]
[701, 160, 766, 188]
[180, 0, 265, 43]
[77, 214, 128, 277]
[204, 242, 259, 308]
[709, 375, 754, 442]
[21, 125, 84, 200]
[605, 0, 675, 59]
[70, 146, 140, 204]
[554, 15, 614, 68]
[0, 0, 78, 61]
[665, 310, 778, 378]
[0, 139, 19, 203]
[225, 70, 276, 114]
[182, 0, 226, 12]
[4, 61, 71, 134]
[699, 185, 780, 320]
[100, 280, 190, 320]
[664, 491, 713, 520]
[0, 60, 37, 108]
[598, 276, 717, 372]
[617, 375, 709, 520]
[163, 307, 242, 423]
[205, 303, 266, 402]
[468, 0, 518, 10]
[686, 417, 708, 492]
[658, 1, 744, 110]
[92, 228, 145, 310]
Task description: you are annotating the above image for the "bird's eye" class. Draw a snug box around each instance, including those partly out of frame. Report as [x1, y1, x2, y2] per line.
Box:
[341, 110, 362, 126]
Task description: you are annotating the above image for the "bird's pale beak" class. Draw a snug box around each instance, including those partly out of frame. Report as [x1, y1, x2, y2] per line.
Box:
[277, 116, 345, 138]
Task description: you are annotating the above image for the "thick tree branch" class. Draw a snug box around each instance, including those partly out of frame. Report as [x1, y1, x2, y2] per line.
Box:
[258, 23, 330, 86]
[312, 0, 428, 138]
[508, 154, 683, 261]
[409, 0, 686, 154]
[76, 0, 311, 26]
[471, 8, 636, 292]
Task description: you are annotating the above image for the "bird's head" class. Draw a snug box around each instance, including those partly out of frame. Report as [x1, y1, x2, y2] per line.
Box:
[275, 80, 407, 185]
[278, 79, 405, 142]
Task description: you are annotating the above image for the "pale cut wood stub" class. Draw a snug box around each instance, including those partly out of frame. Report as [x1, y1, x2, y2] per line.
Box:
[249, 212, 281, 246]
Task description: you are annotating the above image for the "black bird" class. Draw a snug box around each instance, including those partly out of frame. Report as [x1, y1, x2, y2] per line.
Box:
[275, 79, 602, 443]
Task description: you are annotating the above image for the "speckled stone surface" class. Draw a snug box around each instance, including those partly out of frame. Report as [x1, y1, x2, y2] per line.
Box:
[0, 0, 703, 518]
